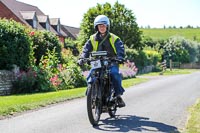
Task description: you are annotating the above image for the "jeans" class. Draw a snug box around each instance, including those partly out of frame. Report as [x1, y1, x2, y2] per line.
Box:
[86, 65, 125, 96]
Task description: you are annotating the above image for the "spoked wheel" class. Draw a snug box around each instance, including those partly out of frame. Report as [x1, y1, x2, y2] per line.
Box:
[87, 81, 101, 126]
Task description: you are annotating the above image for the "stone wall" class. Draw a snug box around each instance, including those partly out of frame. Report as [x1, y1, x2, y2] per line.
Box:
[138, 65, 155, 74]
[0, 70, 15, 95]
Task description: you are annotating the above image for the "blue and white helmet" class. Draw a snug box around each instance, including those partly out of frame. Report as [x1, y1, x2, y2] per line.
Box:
[94, 15, 110, 31]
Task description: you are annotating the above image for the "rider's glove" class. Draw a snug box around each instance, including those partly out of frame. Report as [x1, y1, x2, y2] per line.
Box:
[77, 59, 84, 66]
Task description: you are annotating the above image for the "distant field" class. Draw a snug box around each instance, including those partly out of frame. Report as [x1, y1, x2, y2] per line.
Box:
[140, 28, 200, 42]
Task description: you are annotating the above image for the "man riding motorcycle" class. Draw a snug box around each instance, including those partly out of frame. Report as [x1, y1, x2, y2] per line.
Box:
[78, 15, 125, 107]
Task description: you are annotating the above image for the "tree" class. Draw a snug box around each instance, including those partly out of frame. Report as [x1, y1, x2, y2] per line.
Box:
[142, 36, 157, 48]
[78, 2, 143, 50]
[162, 36, 190, 63]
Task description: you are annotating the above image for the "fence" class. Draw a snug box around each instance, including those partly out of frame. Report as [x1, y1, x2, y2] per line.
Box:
[171, 62, 200, 69]
[180, 63, 200, 69]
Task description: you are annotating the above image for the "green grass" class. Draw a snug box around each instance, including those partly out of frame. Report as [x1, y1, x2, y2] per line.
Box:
[141, 28, 200, 42]
[0, 77, 147, 117]
[0, 87, 86, 116]
[122, 77, 148, 88]
[142, 69, 199, 76]
[185, 99, 200, 133]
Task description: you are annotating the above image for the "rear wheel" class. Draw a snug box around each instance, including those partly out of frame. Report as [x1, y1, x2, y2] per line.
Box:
[87, 81, 101, 126]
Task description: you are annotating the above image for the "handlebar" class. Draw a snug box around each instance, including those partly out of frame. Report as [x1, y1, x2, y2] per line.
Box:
[79, 57, 124, 65]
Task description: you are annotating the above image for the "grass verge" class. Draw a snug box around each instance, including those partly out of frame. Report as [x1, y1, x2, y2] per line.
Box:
[142, 69, 199, 76]
[0, 87, 86, 117]
[0, 77, 148, 118]
[185, 99, 200, 133]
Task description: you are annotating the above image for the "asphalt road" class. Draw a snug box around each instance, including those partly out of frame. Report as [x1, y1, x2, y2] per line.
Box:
[0, 71, 200, 133]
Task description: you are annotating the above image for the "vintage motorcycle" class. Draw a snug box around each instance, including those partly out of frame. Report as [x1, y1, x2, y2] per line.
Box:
[81, 51, 123, 126]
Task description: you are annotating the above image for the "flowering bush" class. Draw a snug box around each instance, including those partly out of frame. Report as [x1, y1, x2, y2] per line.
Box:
[34, 48, 61, 92]
[28, 29, 62, 66]
[33, 47, 86, 92]
[58, 58, 86, 89]
[12, 68, 37, 94]
[120, 60, 138, 79]
[124, 60, 138, 72]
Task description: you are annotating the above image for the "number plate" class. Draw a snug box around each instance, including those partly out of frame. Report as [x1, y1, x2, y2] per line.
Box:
[90, 60, 101, 69]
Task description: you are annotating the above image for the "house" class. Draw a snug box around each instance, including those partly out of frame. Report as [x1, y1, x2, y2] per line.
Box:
[0, 0, 80, 43]
[62, 25, 80, 40]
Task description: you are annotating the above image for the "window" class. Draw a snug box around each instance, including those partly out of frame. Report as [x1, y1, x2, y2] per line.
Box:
[33, 16, 37, 29]
[57, 24, 60, 33]
[46, 22, 50, 31]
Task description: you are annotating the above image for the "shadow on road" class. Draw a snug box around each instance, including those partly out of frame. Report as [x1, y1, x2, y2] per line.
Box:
[94, 115, 180, 133]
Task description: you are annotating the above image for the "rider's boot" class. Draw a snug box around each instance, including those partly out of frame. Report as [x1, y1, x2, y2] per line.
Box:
[116, 95, 125, 108]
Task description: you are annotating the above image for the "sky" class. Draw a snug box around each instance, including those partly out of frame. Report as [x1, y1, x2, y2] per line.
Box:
[17, 0, 200, 28]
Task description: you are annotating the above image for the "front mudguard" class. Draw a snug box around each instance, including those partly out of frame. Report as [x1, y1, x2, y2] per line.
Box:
[85, 76, 98, 96]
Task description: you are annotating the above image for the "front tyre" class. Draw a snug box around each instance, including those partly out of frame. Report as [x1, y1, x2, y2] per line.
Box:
[87, 81, 101, 126]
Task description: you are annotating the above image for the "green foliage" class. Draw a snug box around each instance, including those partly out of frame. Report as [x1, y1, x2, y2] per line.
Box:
[143, 49, 162, 66]
[181, 38, 200, 62]
[0, 19, 86, 94]
[141, 33, 200, 64]
[61, 58, 86, 88]
[29, 29, 62, 65]
[125, 48, 147, 70]
[111, 2, 143, 50]
[0, 19, 34, 70]
[34, 48, 86, 92]
[162, 36, 196, 63]
[142, 36, 158, 48]
[125, 48, 138, 62]
[78, 2, 143, 50]
[34, 48, 60, 92]
[64, 38, 79, 56]
[125, 48, 162, 73]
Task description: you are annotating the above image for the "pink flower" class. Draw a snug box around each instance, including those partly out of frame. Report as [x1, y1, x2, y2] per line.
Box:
[29, 31, 35, 36]
[50, 75, 61, 86]
[58, 64, 63, 71]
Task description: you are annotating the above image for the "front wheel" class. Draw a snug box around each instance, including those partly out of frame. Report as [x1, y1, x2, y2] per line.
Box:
[87, 81, 101, 126]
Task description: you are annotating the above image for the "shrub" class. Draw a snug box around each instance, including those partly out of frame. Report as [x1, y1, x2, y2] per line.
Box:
[0, 19, 34, 70]
[125, 47, 162, 73]
[34, 48, 60, 92]
[11, 68, 37, 94]
[29, 29, 62, 65]
[143, 49, 162, 66]
[58, 55, 86, 89]
[120, 60, 138, 79]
